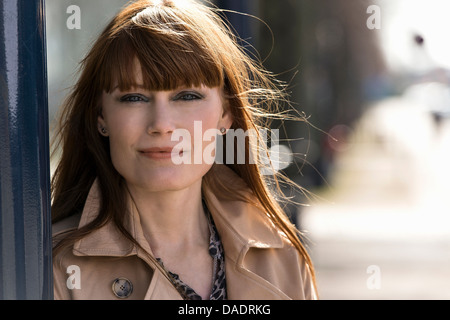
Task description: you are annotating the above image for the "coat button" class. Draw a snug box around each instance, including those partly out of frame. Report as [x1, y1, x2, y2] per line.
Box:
[112, 278, 133, 299]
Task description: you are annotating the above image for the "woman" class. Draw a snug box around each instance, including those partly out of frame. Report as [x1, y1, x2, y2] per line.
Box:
[52, 0, 318, 300]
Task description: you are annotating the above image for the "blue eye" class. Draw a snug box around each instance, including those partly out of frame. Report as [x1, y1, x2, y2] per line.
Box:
[175, 92, 203, 101]
[120, 94, 149, 103]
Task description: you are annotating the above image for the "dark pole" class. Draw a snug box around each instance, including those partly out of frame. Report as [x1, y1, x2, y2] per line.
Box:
[0, 0, 52, 299]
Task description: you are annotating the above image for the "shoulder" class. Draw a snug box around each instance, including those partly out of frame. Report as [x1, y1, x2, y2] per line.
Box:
[53, 213, 82, 234]
[52, 213, 82, 246]
[244, 236, 317, 299]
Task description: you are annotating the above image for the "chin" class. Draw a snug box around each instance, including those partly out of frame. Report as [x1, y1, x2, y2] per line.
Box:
[129, 165, 210, 192]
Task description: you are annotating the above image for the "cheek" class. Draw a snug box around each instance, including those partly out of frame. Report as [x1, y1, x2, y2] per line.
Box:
[106, 107, 144, 139]
[188, 117, 222, 165]
[109, 121, 137, 151]
[106, 117, 142, 168]
[108, 134, 132, 175]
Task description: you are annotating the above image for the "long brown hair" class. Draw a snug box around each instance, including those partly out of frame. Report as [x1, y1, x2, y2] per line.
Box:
[51, 0, 317, 294]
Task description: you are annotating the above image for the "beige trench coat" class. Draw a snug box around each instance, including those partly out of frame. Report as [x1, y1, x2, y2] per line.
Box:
[52, 165, 317, 300]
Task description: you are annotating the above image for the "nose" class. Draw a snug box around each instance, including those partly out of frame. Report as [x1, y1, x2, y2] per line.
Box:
[146, 94, 175, 135]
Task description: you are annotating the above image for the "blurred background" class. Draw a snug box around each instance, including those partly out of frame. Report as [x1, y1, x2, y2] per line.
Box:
[46, 0, 450, 299]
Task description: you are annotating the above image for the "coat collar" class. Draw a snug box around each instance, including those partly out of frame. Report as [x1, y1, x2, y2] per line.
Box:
[71, 164, 284, 262]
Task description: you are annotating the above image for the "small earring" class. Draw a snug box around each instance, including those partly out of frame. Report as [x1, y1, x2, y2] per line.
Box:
[101, 127, 108, 135]
[220, 127, 227, 135]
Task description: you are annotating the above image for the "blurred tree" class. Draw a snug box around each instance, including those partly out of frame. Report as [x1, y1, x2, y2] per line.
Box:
[249, 0, 386, 226]
[256, 0, 386, 181]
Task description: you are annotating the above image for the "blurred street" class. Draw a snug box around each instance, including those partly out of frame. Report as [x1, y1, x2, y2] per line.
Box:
[301, 95, 450, 300]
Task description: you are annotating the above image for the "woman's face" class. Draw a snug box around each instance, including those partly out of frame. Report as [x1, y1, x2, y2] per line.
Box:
[98, 61, 232, 193]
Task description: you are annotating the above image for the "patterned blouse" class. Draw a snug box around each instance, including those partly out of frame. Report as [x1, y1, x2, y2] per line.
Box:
[156, 201, 227, 300]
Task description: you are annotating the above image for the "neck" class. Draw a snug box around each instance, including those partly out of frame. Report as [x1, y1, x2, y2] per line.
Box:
[126, 180, 209, 257]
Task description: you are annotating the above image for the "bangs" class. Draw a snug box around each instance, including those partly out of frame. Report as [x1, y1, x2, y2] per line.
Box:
[99, 23, 225, 93]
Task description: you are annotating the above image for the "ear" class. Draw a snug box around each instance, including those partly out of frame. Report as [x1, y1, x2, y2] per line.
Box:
[97, 114, 109, 137]
[219, 99, 234, 131]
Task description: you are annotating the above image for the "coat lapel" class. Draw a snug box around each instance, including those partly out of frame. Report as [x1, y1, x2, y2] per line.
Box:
[202, 165, 291, 300]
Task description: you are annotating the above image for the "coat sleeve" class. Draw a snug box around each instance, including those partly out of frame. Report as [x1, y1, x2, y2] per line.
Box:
[52, 214, 82, 300]
[53, 256, 72, 300]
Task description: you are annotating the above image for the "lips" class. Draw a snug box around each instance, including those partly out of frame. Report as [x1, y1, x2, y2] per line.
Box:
[139, 147, 185, 160]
